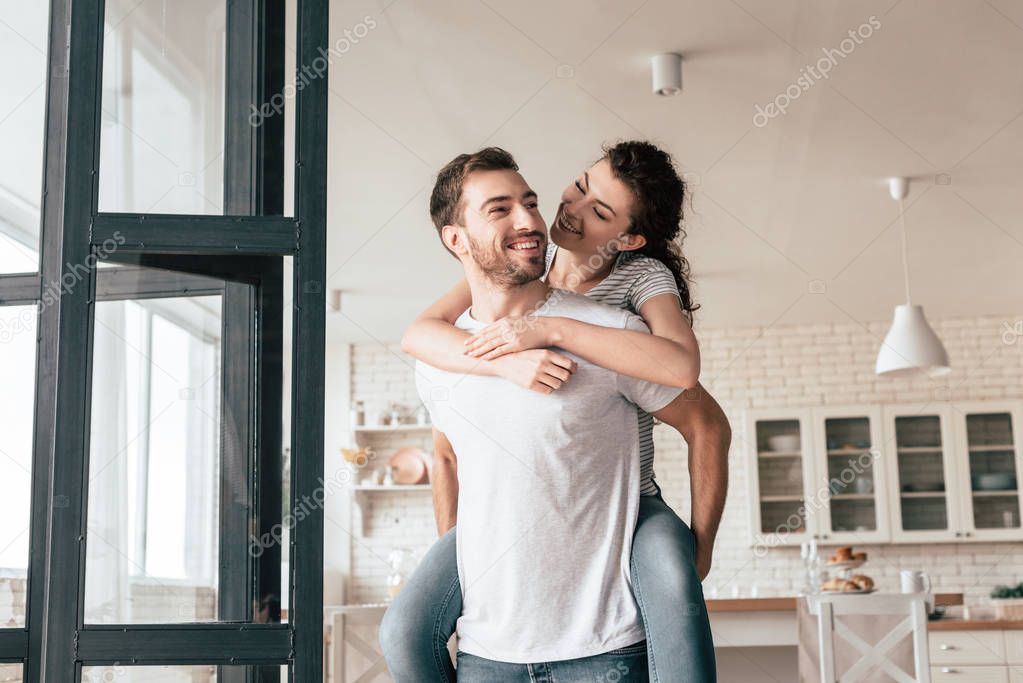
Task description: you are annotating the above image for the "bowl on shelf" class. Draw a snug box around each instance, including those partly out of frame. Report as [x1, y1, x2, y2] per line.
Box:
[972, 473, 1017, 491]
[766, 434, 800, 452]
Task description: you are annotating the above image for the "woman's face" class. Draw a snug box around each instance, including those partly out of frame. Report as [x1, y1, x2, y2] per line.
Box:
[550, 159, 642, 259]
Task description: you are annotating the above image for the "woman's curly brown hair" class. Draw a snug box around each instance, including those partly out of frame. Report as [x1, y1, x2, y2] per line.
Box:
[602, 140, 699, 322]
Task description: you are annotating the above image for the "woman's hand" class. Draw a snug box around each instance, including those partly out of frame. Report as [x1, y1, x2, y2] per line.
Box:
[463, 316, 562, 360]
[491, 349, 576, 394]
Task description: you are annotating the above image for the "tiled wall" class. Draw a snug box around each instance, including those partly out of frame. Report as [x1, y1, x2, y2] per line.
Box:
[344, 313, 1023, 605]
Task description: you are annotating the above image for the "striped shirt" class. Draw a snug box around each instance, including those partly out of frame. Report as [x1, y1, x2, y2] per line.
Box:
[543, 242, 681, 497]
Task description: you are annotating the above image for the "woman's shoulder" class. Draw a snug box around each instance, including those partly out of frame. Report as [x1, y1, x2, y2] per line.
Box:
[614, 250, 674, 279]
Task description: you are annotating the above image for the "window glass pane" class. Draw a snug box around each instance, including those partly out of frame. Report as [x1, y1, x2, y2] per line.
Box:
[84, 260, 288, 625]
[0, 2, 48, 273]
[98, 0, 226, 214]
[82, 665, 287, 682]
[85, 290, 225, 623]
[0, 305, 37, 628]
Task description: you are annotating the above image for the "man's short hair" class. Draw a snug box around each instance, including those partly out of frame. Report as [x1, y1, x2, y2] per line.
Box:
[429, 148, 519, 243]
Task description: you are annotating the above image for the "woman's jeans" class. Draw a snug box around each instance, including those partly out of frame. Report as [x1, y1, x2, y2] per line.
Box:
[379, 494, 716, 682]
[456, 639, 649, 682]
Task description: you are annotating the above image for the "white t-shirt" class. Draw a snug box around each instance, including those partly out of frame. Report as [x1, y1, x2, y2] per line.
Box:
[415, 289, 682, 663]
[543, 242, 682, 496]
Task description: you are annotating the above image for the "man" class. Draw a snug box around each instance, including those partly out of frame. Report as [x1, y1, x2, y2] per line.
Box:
[401, 148, 727, 680]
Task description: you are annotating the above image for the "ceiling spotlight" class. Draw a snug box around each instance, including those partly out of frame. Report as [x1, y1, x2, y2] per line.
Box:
[651, 53, 682, 96]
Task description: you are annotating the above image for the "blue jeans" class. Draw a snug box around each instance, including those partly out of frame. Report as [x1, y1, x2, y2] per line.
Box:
[456, 640, 649, 682]
[379, 494, 716, 682]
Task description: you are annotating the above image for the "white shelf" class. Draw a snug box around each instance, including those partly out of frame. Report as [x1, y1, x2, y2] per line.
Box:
[827, 448, 871, 455]
[350, 483, 432, 535]
[758, 450, 801, 458]
[353, 424, 433, 434]
[971, 490, 1019, 497]
[896, 446, 943, 453]
[968, 444, 1015, 452]
[760, 495, 803, 503]
[900, 491, 946, 498]
[830, 493, 874, 501]
[352, 484, 431, 492]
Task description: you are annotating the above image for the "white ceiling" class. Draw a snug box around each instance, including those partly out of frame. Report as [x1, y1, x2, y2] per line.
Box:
[318, 0, 1023, 343]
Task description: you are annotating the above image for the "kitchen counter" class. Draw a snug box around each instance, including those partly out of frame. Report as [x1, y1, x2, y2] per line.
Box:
[929, 618, 1023, 631]
[705, 592, 962, 614]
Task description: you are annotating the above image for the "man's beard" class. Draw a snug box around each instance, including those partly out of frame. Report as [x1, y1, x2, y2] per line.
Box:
[467, 234, 545, 287]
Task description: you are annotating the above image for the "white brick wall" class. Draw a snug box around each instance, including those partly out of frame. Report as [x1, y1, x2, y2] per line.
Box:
[344, 313, 1023, 604]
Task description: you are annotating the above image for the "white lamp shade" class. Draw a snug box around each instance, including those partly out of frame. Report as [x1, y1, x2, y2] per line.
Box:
[875, 304, 951, 377]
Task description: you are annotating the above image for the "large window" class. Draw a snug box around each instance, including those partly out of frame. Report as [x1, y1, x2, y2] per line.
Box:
[0, 0, 327, 679]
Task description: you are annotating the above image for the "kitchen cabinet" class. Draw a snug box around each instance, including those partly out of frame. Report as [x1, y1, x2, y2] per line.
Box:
[746, 409, 816, 547]
[952, 401, 1023, 542]
[883, 403, 963, 542]
[883, 401, 1023, 543]
[809, 405, 891, 544]
[747, 400, 1023, 547]
[929, 629, 1022, 682]
[745, 406, 889, 546]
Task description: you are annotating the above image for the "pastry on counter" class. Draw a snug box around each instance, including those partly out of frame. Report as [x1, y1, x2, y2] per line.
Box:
[829, 546, 853, 563]
[827, 546, 867, 564]
[822, 578, 860, 592]
[849, 574, 874, 591]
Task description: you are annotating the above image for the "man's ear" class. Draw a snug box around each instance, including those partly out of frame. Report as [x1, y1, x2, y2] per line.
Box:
[441, 224, 468, 257]
[616, 232, 646, 252]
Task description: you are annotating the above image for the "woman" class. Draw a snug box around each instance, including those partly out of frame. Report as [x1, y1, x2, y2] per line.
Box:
[381, 140, 717, 682]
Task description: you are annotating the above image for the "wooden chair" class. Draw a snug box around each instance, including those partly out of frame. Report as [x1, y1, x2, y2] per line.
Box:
[805, 593, 931, 683]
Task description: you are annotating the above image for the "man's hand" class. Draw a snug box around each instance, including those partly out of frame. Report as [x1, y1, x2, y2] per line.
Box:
[694, 534, 713, 581]
[491, 349, 577, 394]
[463, 315, 558, 360]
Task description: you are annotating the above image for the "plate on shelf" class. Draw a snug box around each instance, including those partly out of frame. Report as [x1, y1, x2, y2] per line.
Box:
[821, 587, 876, 595]
[388, 447, 429, 485]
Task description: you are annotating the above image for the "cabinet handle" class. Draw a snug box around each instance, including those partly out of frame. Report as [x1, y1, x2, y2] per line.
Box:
[964, 532, 972, 538]
[821, 534, 830, 540]
[939, 643, 955, 651]
[940, 667, 957, 673]
[954, 532, 962, 538]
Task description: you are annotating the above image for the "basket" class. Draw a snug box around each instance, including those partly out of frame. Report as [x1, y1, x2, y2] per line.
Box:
[992, 598, 1023, 620]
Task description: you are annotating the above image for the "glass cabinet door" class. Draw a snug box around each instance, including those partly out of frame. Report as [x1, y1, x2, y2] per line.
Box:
[751, 417, 812, 545]
[822, 416, 879, 538]
[811, 407, 889, 543]
[960, 407, 1022, 538]
[889, 412, 957, 540]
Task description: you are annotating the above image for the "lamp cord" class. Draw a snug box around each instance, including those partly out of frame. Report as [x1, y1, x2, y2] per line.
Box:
[898, 198, 912, 305]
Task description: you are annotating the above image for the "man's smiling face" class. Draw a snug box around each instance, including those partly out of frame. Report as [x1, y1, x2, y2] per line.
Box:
[451, 168, 548, 287]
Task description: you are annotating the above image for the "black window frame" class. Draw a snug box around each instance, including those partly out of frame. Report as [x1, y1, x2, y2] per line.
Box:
[0, 0, 328, 680]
